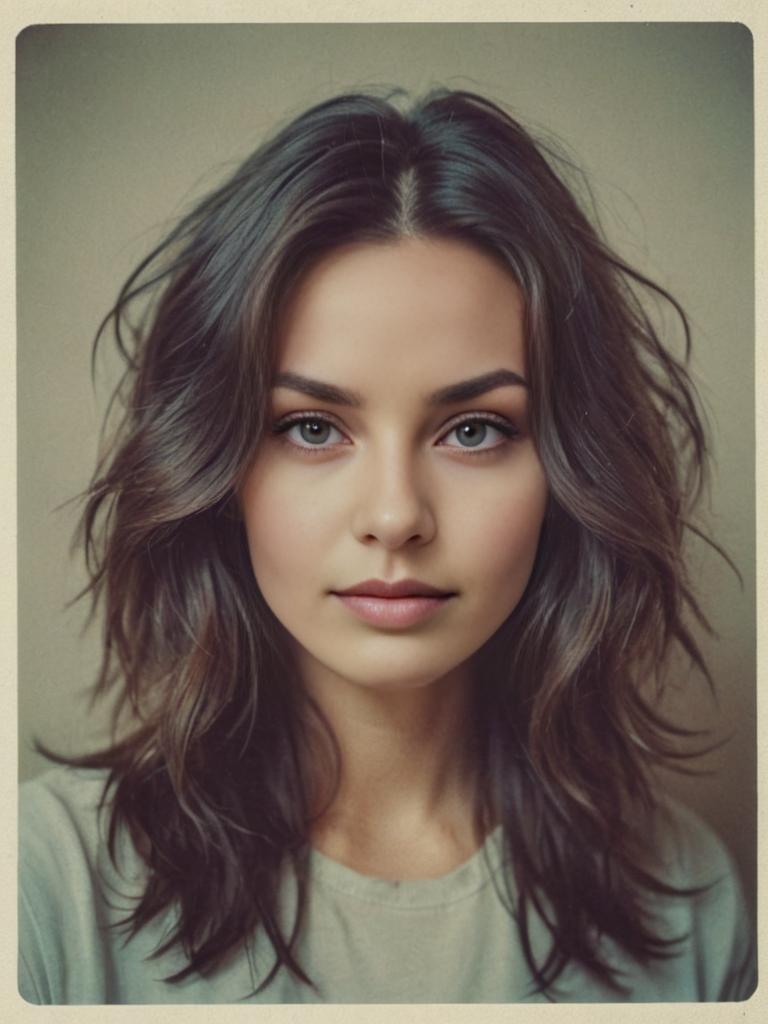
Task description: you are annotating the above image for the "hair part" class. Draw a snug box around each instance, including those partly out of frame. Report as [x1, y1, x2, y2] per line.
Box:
[391, 165, 420, 236]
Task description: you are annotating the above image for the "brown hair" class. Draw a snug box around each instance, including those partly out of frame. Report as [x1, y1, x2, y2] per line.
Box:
[55, 89, 719, 997]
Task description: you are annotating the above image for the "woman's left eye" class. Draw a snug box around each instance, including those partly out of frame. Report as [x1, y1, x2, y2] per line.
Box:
[438, 418, 517, 451]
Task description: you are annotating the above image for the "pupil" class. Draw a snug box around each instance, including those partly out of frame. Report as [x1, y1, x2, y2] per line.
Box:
[300, 420, 330, 444]
[459, 422, 486, 447]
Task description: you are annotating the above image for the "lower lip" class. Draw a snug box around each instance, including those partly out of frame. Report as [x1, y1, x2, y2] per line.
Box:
[333, 594, 452, 628]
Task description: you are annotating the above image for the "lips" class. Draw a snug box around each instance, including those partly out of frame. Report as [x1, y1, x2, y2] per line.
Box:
[331, 579, 456, 628]
[334, 579, 454, 599]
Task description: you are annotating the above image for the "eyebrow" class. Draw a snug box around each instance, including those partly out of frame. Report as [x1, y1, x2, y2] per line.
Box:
[429, 369, 528, 404]
[273, 369, 528, 407]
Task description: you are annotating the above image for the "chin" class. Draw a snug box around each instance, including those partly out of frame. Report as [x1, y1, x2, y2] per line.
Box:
[301, 647, 476, 694]
[353, 670, 457, 692]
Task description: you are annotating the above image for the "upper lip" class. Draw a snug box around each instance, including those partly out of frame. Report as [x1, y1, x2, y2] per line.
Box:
[333, 579, 454, 598]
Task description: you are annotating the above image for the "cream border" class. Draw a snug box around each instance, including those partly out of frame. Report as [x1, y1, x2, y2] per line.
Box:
[3, 2, 764, 1022]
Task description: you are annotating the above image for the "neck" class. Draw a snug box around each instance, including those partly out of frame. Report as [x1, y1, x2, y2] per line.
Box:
[298, 656, 484, 877]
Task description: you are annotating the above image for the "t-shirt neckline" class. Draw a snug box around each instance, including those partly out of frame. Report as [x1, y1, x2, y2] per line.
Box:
[308, 826, 506, 908]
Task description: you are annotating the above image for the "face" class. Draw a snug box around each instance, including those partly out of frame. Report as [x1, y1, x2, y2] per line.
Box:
[240, 237, 548, 696]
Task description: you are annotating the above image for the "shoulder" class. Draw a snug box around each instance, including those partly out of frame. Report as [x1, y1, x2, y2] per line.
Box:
[21, 764, 110, 860]
[643, 797, 756, 1001]
[19, 765, 145, 1004]
[21, 764, 111, 827]
[651, 797, 737, 887]
[19, 765, 132, 878]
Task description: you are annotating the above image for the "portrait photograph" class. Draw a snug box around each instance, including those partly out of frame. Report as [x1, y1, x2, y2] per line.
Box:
[15, 18, 756, 1011]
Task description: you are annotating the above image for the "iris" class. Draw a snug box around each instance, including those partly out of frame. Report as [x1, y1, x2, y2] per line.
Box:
[300, 420, 332, 444]
[456, 422, 487, 447]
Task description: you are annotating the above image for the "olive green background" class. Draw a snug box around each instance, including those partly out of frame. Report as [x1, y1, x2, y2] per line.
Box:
[16, 24, 755, 911]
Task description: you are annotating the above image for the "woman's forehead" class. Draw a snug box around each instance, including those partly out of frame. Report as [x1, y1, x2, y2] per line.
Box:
[274, 237, 528, 385]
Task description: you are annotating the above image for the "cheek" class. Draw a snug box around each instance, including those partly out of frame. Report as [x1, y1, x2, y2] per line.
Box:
[456, 464, 547, 594]
[241, 466, 310, 583]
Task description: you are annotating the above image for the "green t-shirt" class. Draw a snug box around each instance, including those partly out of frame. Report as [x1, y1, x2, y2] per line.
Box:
[18, 767, 755, 1003]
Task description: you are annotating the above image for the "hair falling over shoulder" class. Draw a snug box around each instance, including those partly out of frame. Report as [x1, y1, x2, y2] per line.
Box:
[50, 88, 723, 996]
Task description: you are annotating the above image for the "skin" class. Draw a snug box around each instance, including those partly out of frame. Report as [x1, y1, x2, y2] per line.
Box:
[240, 237, 548, 877]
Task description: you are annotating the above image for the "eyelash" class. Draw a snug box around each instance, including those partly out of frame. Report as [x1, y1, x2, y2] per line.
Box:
[271, 411, 520, 456]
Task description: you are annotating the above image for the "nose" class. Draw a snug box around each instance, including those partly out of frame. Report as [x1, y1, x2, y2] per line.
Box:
[351, 447, 436, 550]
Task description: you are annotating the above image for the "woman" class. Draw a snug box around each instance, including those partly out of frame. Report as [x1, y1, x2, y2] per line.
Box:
[19, 88, 755, 1003]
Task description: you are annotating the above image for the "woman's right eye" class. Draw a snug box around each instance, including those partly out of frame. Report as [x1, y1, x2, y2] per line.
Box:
[274, 416, 349, 451]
